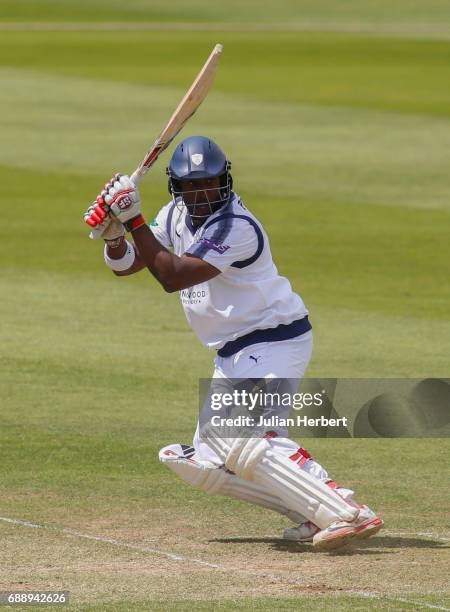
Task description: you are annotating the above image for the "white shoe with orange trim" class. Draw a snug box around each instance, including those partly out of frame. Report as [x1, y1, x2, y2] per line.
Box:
[312, 505, 384, 550]
[352, 505, 384, 540]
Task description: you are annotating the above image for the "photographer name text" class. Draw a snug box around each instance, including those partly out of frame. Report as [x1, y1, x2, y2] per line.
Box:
[211, 415, 348, 428]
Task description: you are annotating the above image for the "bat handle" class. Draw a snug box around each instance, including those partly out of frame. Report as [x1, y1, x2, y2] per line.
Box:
[130, 169, 142, 187]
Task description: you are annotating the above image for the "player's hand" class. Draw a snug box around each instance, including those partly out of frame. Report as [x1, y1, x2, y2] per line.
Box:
[102, 173, 141, 224]
[84, 193, 125, 241]
[85, 173, 142, 233]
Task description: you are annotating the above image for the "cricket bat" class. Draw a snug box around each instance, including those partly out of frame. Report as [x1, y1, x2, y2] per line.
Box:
[130, 43, 223, 186]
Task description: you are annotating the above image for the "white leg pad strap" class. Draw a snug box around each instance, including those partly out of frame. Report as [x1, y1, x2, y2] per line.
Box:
[159, 444, 306, 523]
[203, 432, 358, 529]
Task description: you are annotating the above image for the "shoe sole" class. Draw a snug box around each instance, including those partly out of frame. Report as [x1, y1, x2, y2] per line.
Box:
[313, 526, 358, 551]
[354, 517, 384, 540]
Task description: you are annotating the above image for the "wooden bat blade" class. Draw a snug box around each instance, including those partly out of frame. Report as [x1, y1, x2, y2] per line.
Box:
[131, 43, 223, 185]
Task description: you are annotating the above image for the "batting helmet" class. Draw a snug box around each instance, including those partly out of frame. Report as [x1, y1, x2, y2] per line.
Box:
[166, 136, 233, 220]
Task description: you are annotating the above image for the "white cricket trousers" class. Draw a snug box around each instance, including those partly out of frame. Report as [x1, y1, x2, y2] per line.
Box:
[193, 331, 330, 481]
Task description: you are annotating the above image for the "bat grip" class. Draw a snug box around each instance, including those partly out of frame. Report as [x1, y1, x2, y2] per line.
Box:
[130, 169, 142, 187]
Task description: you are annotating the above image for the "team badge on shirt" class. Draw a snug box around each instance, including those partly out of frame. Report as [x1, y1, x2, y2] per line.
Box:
[200, 237, 230, 254]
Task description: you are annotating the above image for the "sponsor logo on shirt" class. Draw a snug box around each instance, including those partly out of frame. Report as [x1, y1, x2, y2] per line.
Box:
[180, 289, 207, 305]
[200, 237, 230, 254]
[149, 218, 159, 226]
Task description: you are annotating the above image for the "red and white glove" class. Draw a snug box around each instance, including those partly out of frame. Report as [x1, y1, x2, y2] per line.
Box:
[85, 173, 146, 234]
[84, 196, 125, 241]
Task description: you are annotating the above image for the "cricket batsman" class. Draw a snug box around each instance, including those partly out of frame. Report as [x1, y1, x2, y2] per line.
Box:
[84, 135, 383, 550]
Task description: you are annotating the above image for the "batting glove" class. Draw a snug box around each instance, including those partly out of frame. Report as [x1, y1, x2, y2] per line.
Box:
[85, 173, 146, 234]
[104, 173, 146, 232]
[84, 196, 125, 241]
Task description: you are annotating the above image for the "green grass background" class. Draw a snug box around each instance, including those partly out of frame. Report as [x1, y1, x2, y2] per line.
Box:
[2, 0, 450, 26]
[1, 2, 449, 610]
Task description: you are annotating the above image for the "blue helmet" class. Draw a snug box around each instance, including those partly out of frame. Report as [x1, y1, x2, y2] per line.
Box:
[166, 136, 233, 220]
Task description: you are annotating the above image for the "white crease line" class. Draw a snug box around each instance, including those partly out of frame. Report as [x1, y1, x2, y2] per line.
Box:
[0, 516, 303, 583]
[0, 516, 221, 569]
[2, 515, 450, 609]
[354, 591, 450, 611]
[384, 530, 450, 542]
[0, 516, 43, 529]
[0, 516, 315, 587]
[261, 530, 450, 543]
[61, 528, 223, 569]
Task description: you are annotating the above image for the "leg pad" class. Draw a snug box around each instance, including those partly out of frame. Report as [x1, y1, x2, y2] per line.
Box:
[202, 431, 358, 529]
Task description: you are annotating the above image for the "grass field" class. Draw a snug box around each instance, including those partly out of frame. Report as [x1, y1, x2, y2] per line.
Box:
[1, 2, 449, 610]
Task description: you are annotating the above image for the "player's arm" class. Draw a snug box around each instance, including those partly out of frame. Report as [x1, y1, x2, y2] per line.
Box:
[105, 229, 218, 288]
[130, 223, 220, 291]
[104, 236, 146, 276]
[84, 198, 147, 276]
[85, 174, 219, 289]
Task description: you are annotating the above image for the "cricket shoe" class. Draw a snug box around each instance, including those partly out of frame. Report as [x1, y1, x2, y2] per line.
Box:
[283, 521, 320, 543]
[352, 505, 384, 541]
[312, 507, 384, 551]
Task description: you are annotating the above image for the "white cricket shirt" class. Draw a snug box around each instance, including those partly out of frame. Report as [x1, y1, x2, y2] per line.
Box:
[150, 192, 308, 349]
